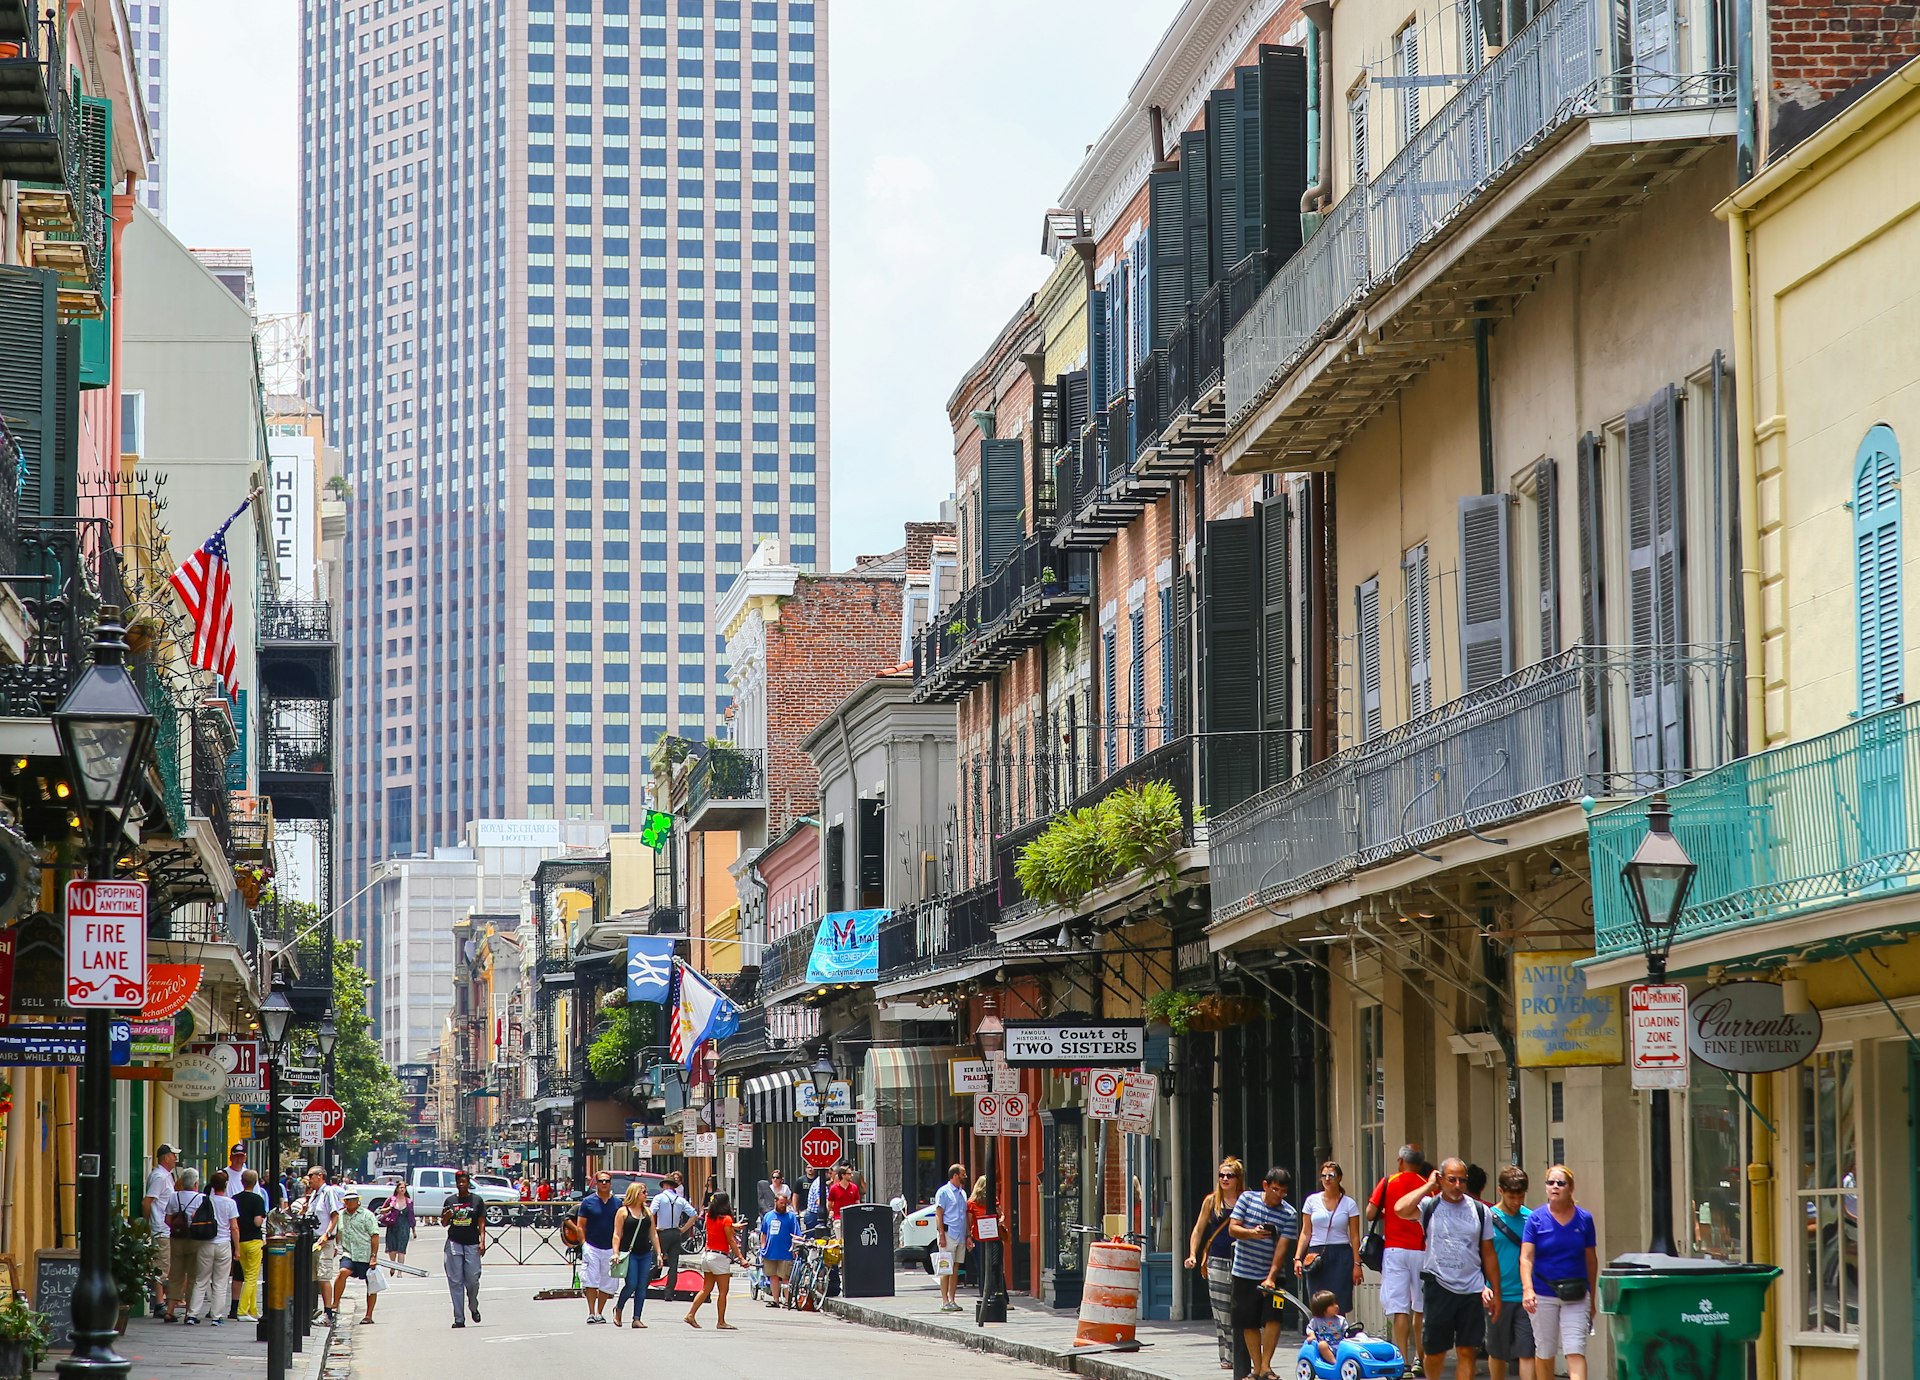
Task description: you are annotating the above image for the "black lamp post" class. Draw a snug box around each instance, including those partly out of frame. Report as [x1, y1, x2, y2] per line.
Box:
[808, 1047, 835, 1103]
[260, 982, 294, 1204]
[52, 613, 155, 1380]
[1622, 790, 1697, 1259]
[974, 999, 1008, 1326]
[316, 1011, 338, 1174]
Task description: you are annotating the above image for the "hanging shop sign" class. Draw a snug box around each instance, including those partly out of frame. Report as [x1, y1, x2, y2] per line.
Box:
[949, 1058, 989, 1095]
[186, 1038, 262, 1093]
[8, 913, 63, 1015]
[1002, 1017, 1146, 1068]
[168, 1053, 226, 1102]
[1687, 981, 1822, 1073]
[140, 964, 203, 1021]
[128, 1020, 175, 1059]
[0, 1021, 129, 1068]
[1513, 950, 1624, 1068]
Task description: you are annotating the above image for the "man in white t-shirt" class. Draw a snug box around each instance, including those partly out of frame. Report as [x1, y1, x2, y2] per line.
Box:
[142, 1145, 179, 1316]
[303, 1167, 345, 1321]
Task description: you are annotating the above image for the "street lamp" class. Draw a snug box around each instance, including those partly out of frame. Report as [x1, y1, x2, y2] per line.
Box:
[1622, 791, 1696, 1258]
[261, 983, 294, 1208]
[808, 1046, 835, 1101]
[973, 995, 1008, 1325]
[51, 613, 154, 1380]
[315, 1011, 339, 1173]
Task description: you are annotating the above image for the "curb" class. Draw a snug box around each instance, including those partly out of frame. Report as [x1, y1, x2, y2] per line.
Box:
[823, 1298, 1138, 1378]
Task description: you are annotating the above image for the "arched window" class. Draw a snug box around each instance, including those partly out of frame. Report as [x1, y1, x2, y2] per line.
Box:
[1854, 424, 1903, 713]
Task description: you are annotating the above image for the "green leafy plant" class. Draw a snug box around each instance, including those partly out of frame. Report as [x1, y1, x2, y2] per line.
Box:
[947, 617, 968, 637]
[111, 1217, 161, 1316]
[1014, 780, 1187, 911]
[587, 1001, 658, 1084]
[1039, 565, 1058, 586]
[325, 474, 352, 499]
[0, 1291, 50, 1371]
[1146, 989, 1207, 1034]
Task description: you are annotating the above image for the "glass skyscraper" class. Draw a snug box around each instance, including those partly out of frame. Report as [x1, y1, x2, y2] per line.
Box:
[128, 0, 167, 218]
[300, 0, 826, 963]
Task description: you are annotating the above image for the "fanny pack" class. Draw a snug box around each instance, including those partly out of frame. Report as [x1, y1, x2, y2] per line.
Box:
[1548, 1277, 1589, 1302]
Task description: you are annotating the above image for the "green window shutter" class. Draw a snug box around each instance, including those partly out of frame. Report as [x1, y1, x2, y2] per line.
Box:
[1129, 608, 1146, 758]
[48, 323, 79, 518]
[1234, 64, 1264, 270]
[1576, 433, 1606, 782]
[979, 437, 1023, 573]
[1102, 627, 1119, 776]
[1258, 496, 1293, 789]
[1404, 542, 1432, 715]
[1855, 425, 1904, 714]
[1159, 585, 1177, 732]
[78, 94, 113, 389]
[1257, 45, 1309, 270]
[1180, 129, 1212, 302]
[1458, 493, 1513, 693]
[1174, 573, 1193, 738]
[0, 266, 58, 521]
[1209, 87, 1242, 272]
[1535, 458, 1560, 659]
[1202, 516, 1261, 812]
[1148, 167, 1187, 352]
[1356, 576, 1383, 741]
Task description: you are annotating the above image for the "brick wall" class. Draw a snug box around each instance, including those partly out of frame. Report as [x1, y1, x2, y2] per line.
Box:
[763, 574, 907, 835]
[903, 521, 950, 572]
[1768, 2, 1920, 153]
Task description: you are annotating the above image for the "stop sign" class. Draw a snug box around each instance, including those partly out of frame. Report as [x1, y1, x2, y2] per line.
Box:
[306, 1096, 345, 1141]
[799, 1126, 842, 1169]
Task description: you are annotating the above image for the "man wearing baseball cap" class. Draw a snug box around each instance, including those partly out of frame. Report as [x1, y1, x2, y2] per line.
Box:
[332, 1189, 383, 1325]
[143, 1145, 179, 1320]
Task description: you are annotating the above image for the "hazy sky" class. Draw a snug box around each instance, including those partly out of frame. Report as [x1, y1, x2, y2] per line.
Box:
[166, 0, 1180, 565]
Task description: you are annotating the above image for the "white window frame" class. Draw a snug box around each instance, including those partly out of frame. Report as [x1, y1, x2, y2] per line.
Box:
[1789, 1044, 1861, 1346]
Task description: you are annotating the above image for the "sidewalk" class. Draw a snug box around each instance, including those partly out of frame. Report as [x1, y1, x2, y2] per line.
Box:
[112, 1311, 339, 1380]
[824, 1271, 1299, 1380]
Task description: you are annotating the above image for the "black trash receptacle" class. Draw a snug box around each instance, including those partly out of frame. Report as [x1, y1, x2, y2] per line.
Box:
[839, 1203, 895, 1298]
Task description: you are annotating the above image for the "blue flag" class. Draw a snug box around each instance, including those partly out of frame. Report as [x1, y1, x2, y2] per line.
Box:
[805, 909, 885, 985]
[626, 936, 676, 1003]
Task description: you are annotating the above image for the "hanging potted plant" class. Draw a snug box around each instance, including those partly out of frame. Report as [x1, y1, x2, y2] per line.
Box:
[0, 1292, 50, 1377]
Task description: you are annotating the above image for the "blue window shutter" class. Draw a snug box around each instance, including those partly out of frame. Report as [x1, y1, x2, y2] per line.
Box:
[1855, 424, 1904, 714]
[1129, 608, 1147, 758]
[1089, 285, 1110, 409]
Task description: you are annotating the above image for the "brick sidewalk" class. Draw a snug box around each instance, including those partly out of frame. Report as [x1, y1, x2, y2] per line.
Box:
[111, 1311, 337, 1380]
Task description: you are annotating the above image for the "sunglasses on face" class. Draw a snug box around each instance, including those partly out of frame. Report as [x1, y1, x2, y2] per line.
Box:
[1546, 1179, 1570, 1187]
[1320, 1172, 1339, 1180]
[1219, 1172, 1240, 1180]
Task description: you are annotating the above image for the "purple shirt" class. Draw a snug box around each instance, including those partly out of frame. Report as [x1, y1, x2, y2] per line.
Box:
[1523, 1204, 1595, 1282]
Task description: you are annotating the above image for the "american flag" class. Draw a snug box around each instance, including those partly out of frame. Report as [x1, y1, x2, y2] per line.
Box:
[169, 496, 252, 698]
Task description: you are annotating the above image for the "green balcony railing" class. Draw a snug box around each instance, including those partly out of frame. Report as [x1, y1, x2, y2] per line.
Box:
[1591, 701, 1920, 960]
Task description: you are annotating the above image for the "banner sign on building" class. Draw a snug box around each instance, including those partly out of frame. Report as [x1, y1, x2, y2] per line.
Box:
[1687, 981, 1822, 1073]
[804, 909, 884, 985]
[0, 1021, 129, 1067]
[1002, 1019, 1146, 1068]
[1513, 951, 1624, 1067]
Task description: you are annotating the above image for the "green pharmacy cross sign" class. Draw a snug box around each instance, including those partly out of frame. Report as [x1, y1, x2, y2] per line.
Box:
[640, 810, 673, 851]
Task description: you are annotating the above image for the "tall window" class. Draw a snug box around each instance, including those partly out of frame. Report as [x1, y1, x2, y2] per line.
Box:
[1357, 1004, 1385, 1192]
[1795, 1049, 1857, 1336]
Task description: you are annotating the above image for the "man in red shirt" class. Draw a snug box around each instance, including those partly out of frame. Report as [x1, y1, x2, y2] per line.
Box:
[826, 1164, 861, 1234]
[1365, 1144, 1429, 1373]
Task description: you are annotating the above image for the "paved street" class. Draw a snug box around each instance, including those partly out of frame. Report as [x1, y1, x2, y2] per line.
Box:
[349, 1226, 1052, 1380]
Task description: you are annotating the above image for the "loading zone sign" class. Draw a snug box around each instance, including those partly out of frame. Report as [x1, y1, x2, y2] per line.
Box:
[1629, 984, 1690, 1090]
[1002, 1019, 1146, 1068]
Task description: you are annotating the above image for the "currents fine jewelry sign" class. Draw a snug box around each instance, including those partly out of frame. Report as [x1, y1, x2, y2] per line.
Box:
[1687, 981, 1822, 1073]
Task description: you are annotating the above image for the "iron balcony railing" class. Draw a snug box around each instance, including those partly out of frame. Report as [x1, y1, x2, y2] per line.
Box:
[687, 743, 764, 814]
[877, 882, 1000, 984]
[1590, 700, 1920, 960]
[1211, 644, 1740, 923]
[913, 540, 1091, 701]
[189, 715, 233, 852]
[259, 599, 334, 641]
[1226, 0, 1733, 418]
[758, 924, 814, 1000]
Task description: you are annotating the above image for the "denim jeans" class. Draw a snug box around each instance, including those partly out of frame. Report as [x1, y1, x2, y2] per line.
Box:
[614, 1250, 655, 1317]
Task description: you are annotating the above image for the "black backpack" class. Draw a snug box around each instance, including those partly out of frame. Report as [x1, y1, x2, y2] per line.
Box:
[188, 1193, 219, 1242]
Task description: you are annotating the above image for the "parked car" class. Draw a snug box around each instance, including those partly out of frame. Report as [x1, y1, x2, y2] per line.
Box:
[896, 1200, 939, 1273]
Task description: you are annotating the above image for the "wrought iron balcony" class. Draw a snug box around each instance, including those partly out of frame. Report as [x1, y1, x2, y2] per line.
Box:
[1590, 700, 1920, 962]
[230, 793, 273, 859]
[686, 743, 765, 828]
[757, 924, 815, 1002]
[877, 883, 999, 984]
[913, 539, 1091, 703]
[260, 600, 333, 641]
[1224, 0, 1733, 472]
[1212, 644, 1739, 925]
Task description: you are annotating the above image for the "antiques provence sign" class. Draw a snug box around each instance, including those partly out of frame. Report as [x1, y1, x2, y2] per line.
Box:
[1687, 981, 1821, 1073]
[1513, 950, 1623, 1067]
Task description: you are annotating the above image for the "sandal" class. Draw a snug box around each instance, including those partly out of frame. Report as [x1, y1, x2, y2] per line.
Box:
[632, 1319, 647, 1328]
[683, 1315, 700, 1328]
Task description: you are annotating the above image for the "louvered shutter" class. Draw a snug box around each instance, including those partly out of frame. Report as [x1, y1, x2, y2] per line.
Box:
[1397, 25, 1422, 147]
[1577, 433, 1606, 784]
[1203, 517, 1261, 812]
[1458, 494, 1513, 692]
[1258, 496, 1293, 789]
[1180, 129, 1212, 301]
[1350, 91, 1369, 185]
[1102, 628, 1119, 776]
[1258, 45, 1309, 270]
[1536, 458, 1561, 659]
[78, 95, 114, 389]
[1089, 286, 1110, 413]
[1210, 87, 1243, 271]
[0, 267, 59, 522]
[1131, 242, 1150, 381]
[1149, 168, 1188, 352]
[1174, 573, 1194, 737]
[1854, 425, 1903, 714]
[1061, 369, 1090, 439]
[1159, 585, 1178, 734]
[1626, 387, 1686, 782]
[1129, 608, 1147, 757]
[980, 437, 1024, 573]
[1235, 64, 1265, 270]
[1356, 577, 1383, 741]
[49, 324, 79, 518]
[1404, 543, 1432, 715]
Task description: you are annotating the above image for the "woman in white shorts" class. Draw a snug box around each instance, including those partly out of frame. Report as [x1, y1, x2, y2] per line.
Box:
[1520, 1164, 1599, 1378]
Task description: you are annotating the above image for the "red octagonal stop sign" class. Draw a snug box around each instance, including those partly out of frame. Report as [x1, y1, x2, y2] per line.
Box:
[306, 1095, 345, 1140]
[799, 1126, 842, 1169]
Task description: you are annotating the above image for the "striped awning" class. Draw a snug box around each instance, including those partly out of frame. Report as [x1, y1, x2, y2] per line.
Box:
[861, 1044, 968, 1127]
[746, 1069, 799, 1098]
[746, 1068, 804, 1124]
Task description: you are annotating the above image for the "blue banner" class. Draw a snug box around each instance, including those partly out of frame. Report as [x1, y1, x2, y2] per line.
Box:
[626, 936, 676, 1003]
[0, 1021, 129, 1067]
[804, 909, 886, 985]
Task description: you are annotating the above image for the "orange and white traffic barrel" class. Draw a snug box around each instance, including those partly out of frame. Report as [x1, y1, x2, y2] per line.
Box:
[1073, 1238, 1141, 1347]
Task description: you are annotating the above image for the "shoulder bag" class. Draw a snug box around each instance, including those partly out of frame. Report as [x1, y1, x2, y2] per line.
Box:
[1358, 1180, 1387, 1273]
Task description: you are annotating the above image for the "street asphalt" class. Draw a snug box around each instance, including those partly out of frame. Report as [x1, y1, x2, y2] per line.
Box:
[348, 1224, 1052, 1380]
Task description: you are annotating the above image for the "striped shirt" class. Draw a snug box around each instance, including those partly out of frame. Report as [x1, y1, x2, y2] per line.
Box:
[1229, 1190, 1299, 1281]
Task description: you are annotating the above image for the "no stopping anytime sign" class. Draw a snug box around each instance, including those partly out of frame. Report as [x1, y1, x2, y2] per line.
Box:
[1001, 1019, 1147, 1068]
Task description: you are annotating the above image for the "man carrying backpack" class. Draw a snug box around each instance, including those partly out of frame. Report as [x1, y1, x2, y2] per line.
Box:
[1395, 1158, 1500, 1380]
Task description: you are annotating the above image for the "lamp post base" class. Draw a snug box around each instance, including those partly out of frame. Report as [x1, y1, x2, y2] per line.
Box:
[54, 1335, 129, 1378]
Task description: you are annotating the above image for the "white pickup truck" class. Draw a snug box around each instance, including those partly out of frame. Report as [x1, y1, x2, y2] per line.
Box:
[352, 1167, 524, 1225]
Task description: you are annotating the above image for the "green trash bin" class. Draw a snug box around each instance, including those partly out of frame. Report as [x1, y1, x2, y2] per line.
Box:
[1598, 1252, 1780, 1380]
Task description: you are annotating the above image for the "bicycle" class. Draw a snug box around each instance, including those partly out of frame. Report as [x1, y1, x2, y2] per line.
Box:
[785, 1231, 835, 1312]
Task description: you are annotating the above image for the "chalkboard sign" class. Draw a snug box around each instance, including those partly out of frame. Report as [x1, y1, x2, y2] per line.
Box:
[33, 1248, 79, 1355]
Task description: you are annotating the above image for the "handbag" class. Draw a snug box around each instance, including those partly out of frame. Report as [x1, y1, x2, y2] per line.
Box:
[1358, 1181, 1387, 1273]
[610, 1251, 628, 1278]
[1549, 1277, 1589, 1302]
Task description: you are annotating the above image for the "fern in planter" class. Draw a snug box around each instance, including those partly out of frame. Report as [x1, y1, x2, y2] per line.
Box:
[1146, 988, 1208, 1034]
[1105, 779, 1185, 876]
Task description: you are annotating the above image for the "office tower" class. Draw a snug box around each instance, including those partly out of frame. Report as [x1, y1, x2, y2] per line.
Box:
[299, 0, 827, 978]
[127, 0, 166, 218]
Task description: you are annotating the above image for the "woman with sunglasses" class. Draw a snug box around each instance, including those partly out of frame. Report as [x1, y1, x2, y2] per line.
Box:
[1185, 1157, 1247, 1370]
[1296, 1160, 1362, 1313]
[1519, 1164, 1598, 1380]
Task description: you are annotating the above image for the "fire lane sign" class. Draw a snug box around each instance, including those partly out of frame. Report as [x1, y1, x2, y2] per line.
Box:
[65, 881, 147, 1009]
[1629, 983, 1690, 1090]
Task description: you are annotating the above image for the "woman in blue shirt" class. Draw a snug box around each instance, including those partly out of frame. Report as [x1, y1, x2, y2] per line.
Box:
[1520, 1164, 1598, 1378]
